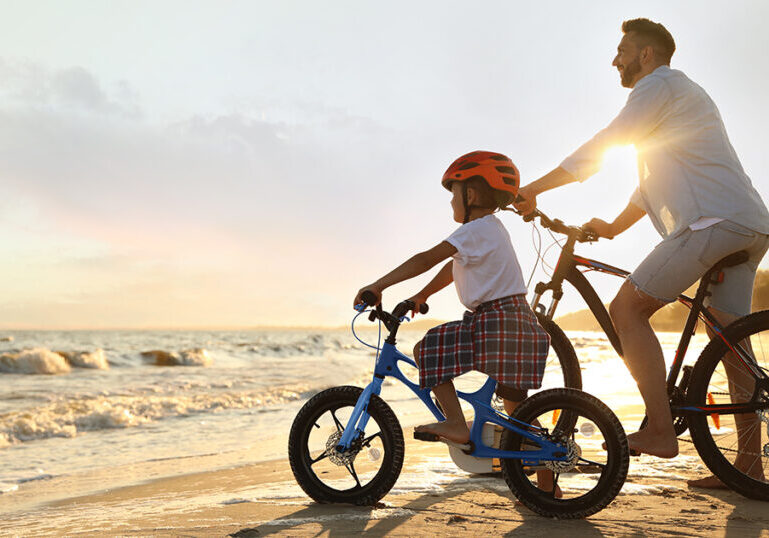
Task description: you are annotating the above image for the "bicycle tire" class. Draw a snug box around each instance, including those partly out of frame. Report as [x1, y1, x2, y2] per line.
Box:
[536, 314, 582, 391]
[288, 385, 404, 505]
[500, 388, 629, 518]
[687, 310, 769, 501]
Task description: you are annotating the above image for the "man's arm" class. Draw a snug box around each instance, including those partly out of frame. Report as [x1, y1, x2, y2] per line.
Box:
[514, 74, 671, 214]
[583, 201, 646, 239]
[515, 166, 577, 214]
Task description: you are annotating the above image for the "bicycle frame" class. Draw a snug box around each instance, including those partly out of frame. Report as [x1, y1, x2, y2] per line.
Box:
[530, 224, 767, 418]
[334, 332, 570, 465]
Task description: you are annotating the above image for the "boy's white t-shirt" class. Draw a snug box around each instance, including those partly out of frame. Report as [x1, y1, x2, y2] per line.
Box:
[445, 214, 527, 310]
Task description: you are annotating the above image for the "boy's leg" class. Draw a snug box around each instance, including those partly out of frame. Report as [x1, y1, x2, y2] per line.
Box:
[415, 380, 470, 444]
[503, 394, 562, 498]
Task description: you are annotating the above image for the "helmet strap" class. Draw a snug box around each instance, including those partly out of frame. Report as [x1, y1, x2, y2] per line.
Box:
[462, 182, 470, 224]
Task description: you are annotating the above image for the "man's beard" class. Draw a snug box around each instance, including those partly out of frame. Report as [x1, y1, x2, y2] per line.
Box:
[620, 56, 642, 87]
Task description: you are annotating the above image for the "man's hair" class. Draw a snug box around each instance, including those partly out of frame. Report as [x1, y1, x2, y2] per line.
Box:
[622, 18, 676, 65]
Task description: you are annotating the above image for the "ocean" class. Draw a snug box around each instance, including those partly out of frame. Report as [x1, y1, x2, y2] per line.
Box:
[0, 326, 710, 505]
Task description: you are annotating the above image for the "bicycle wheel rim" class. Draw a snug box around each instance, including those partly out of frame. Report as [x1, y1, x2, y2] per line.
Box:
[297, 400, 394, 499]
[501, 389, 628, 518]
[688, 312, 769, 498]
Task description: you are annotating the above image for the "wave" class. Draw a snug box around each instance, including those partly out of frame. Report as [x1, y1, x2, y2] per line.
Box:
[0, 348, 109, 375]
[237, 334, 361, 358]
[0, 384, 307, 447]
[54, 349, 109, 370]
[0, 348, 71, 375]
[140, 348, 212, 366]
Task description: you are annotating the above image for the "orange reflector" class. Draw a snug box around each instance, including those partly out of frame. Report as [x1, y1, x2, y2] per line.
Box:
[552, 409, 561, 425]
[707, 392, 720, 430]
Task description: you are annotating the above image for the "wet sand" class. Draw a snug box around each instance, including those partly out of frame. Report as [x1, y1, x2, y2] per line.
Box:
[2, 430, 768, 537]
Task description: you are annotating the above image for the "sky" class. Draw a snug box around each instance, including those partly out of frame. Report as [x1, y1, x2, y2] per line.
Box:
[1, 1, 768, 328]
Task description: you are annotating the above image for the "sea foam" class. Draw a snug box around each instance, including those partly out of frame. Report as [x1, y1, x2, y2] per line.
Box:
[0, 384, 305, 446]
[0, 348, 71, 375]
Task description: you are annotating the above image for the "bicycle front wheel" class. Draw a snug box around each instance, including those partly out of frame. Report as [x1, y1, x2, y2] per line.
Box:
[687, 310, 769, 501]
[288, 386, 404, 505]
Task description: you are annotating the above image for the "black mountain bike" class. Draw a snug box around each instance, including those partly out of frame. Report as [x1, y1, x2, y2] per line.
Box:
[521, 208, 769, 501]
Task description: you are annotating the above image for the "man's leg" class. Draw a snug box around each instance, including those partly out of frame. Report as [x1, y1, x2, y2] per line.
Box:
[688, 307, 767, 488]
[609, 280, 679, 458]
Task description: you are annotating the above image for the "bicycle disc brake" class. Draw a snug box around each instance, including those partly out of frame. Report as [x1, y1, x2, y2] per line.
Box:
[544, 438, 581, 473]
[326, 431, 358, 466]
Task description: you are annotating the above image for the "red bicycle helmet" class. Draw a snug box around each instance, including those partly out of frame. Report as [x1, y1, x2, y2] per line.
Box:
[441, 151, 520, 209]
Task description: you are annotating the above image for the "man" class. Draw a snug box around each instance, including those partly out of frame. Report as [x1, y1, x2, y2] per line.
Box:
[515, 18, 769, 488]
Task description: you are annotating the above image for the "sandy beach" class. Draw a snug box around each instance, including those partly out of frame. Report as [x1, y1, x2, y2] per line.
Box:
[2, 424, 768, 537]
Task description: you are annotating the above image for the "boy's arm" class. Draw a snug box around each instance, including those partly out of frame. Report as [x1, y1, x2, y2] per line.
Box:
[406, 260, 454, 314]
[354, 241, 457, 307]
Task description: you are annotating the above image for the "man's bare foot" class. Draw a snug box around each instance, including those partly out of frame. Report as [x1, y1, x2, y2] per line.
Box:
[414, 420, 470, 444]
[687, 475, 729, 489]
[625, 428, 679, 458]
[688, 457, 766, 489]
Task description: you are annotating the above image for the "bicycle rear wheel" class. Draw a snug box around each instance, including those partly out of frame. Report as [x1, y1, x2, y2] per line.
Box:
[536, 315, 582, 392]
[687, 311, 769, 501]
[500, 388, 629, 518]
[288, 385, 404, 505]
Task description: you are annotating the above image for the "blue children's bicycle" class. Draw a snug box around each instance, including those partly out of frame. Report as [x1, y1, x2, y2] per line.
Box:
[288, 292, 630, 518]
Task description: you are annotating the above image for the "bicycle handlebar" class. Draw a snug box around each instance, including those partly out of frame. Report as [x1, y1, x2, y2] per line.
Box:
[359, 290, 429, 321]
[521, 208, 601, 243]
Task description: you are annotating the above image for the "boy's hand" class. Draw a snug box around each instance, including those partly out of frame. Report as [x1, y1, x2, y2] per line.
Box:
[513, 185, 537, 215]
[354, 286, 382, 309]
[406, 294, 428, 317]
[582, 218, 615, 239]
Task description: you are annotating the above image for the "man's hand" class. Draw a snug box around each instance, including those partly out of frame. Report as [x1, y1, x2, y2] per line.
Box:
[583, 218, 615, 239]
[514, 185, 537, 215]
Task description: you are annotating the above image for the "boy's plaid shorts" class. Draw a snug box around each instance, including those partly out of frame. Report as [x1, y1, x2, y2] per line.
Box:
[418, 294, 549, 390]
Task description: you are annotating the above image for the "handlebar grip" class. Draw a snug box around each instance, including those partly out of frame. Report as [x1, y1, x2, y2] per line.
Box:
[361, 290, 378, 306]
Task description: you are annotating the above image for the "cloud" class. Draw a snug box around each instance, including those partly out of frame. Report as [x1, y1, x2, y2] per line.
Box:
[0, 59, 140, 117]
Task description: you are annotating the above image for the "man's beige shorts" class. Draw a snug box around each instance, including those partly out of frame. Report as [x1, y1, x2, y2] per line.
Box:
[628, 221, 769, 316]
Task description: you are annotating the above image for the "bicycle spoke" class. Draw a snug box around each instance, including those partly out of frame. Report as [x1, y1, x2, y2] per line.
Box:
[345, 461, 362, 489]
[362, 430, 382, 447]
[330, 409, 345, 432]
[311, 451, 330, 465]
[577, 457, 606, 470]
[552, 473, 560, 499]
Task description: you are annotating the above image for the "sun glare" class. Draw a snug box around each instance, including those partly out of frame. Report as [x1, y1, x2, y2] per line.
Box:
[601, 145, 638, 174]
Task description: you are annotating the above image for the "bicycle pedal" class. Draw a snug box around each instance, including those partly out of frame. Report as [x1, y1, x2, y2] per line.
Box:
[414, 431, 472, 452]
[414, 431, 440, 442]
